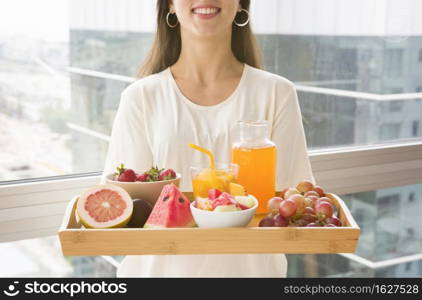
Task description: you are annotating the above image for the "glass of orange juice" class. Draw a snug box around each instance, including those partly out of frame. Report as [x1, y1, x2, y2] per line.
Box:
[231, 120, 277, 214]
[190, 163, 239, 199]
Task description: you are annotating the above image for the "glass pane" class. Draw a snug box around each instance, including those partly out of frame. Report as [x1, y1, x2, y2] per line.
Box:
[287, 183, 422, 277]
[342, 183, 422, 262]
[1, 0, 421, 181]
[0, 0, 69, 182]
[287, 254, 422, 278]
[68, 76, 129, 174]
[0, 236, 117, 277]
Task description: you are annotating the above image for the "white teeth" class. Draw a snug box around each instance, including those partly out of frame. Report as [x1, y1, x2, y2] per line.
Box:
[193, 7, 219, 15]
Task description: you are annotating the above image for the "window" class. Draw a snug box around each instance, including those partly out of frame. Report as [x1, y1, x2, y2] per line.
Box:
[390, 88, 403, 94]
[388, 100, 403, 112]
[377, 194, 400, 219]
[1, 0, 422, 182]
[412, 121, 420, 137]
[384, 49, 403, 77]
[341, 184, 422, 262]
[0, 236, 119, 277]
[379, 123, 402, 140]
[408, 192, 415, 203]
[1, 0, 422, 280]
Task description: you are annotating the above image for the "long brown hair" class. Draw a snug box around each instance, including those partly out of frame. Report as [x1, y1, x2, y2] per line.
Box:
[138, 0, 262, 78]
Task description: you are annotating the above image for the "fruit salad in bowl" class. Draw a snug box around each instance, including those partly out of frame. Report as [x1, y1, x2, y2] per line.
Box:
[190, 187, 258, 228]
[105, 164, 181, 206]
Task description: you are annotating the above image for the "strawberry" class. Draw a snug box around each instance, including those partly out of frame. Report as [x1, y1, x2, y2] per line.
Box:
[118, 169, 137, 182]
[236, 202, 250, 210]
[211, 192, 235, 210]
[145, 166, 163, 181]
[158, 168, 176, 181]
[114, 163, 137, 182]
[208, 188, 222, 200]
[136, 173, 149, 182]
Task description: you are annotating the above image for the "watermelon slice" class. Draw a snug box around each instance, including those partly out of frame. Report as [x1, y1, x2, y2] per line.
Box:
[144, 183, 196, 228]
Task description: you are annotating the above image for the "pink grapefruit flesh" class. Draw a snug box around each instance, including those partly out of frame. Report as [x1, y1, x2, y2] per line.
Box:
[77, 184, 133, 228]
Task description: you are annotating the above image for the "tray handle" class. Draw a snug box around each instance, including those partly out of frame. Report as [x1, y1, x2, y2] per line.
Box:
[59, 196, 81, 231]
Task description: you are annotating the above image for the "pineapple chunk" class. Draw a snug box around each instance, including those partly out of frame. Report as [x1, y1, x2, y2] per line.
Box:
[196, 198, 213, 211]
[229, 182, 247, 196]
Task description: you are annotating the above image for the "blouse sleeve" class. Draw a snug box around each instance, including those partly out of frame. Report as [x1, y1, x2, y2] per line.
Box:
[100, 85, 153, 184]
[271, 82, 315, 190]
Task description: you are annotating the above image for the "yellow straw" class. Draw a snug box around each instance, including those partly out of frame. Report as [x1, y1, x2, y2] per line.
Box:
[189, 144, 215, 169]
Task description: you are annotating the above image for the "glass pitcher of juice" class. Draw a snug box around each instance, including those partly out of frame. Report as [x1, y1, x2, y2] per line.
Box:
[231, 120, 276, 214]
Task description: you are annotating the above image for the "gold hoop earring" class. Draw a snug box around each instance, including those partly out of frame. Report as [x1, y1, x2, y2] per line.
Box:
[234, 9, 249, 27]
[166, 11, 179, 28]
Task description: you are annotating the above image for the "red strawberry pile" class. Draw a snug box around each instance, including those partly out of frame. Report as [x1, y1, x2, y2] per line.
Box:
[259, 180, 343, 227]
[114, 164, 177, 182]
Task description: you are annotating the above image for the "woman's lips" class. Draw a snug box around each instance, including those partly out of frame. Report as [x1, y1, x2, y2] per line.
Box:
[192, 7, 221, 20]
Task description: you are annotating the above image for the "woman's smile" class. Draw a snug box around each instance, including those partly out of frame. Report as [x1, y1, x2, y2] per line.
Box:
[192, 5, 221, 20]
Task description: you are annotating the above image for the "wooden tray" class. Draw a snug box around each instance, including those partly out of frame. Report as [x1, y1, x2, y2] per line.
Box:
[58, 193, 360, 256]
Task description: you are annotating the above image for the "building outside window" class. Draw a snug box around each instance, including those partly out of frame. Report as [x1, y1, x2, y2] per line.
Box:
[384, 49, 403, 78]
[412, 121, 420, 137]
[1, 0, 422, 278]
[379, 123, 402, 140]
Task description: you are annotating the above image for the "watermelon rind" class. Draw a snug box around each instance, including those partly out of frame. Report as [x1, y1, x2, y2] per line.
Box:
[143, 219, 197, 229]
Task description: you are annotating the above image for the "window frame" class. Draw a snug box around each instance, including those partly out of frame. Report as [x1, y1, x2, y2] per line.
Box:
[1, 139, 422, 243]
[2, 67, 422, 243]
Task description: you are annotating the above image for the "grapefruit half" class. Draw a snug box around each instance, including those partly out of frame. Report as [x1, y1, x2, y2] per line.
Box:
[77, 184, 133, 229]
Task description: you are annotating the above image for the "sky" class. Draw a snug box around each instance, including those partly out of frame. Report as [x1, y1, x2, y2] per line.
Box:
[0, 0, 69, 42]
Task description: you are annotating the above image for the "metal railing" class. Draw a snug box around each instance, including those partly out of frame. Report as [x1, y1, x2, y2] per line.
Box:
[68, 66, 422, 101]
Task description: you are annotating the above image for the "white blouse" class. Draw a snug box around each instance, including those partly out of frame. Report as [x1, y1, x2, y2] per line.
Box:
[100, 64, 314, 277]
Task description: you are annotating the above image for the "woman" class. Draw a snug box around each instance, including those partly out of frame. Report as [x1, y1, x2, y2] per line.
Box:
[101, 0, 313, 277]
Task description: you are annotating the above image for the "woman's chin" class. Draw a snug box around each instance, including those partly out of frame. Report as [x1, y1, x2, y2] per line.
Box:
[190, 24, 229, 38]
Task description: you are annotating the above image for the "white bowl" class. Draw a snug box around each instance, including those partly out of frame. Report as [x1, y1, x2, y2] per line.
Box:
[190, 195, 258, 228]
[105, 172, 181, 206]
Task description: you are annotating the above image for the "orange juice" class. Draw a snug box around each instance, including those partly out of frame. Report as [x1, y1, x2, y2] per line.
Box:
[191, 166, 237, 199]
[232, 146, 276, 213]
